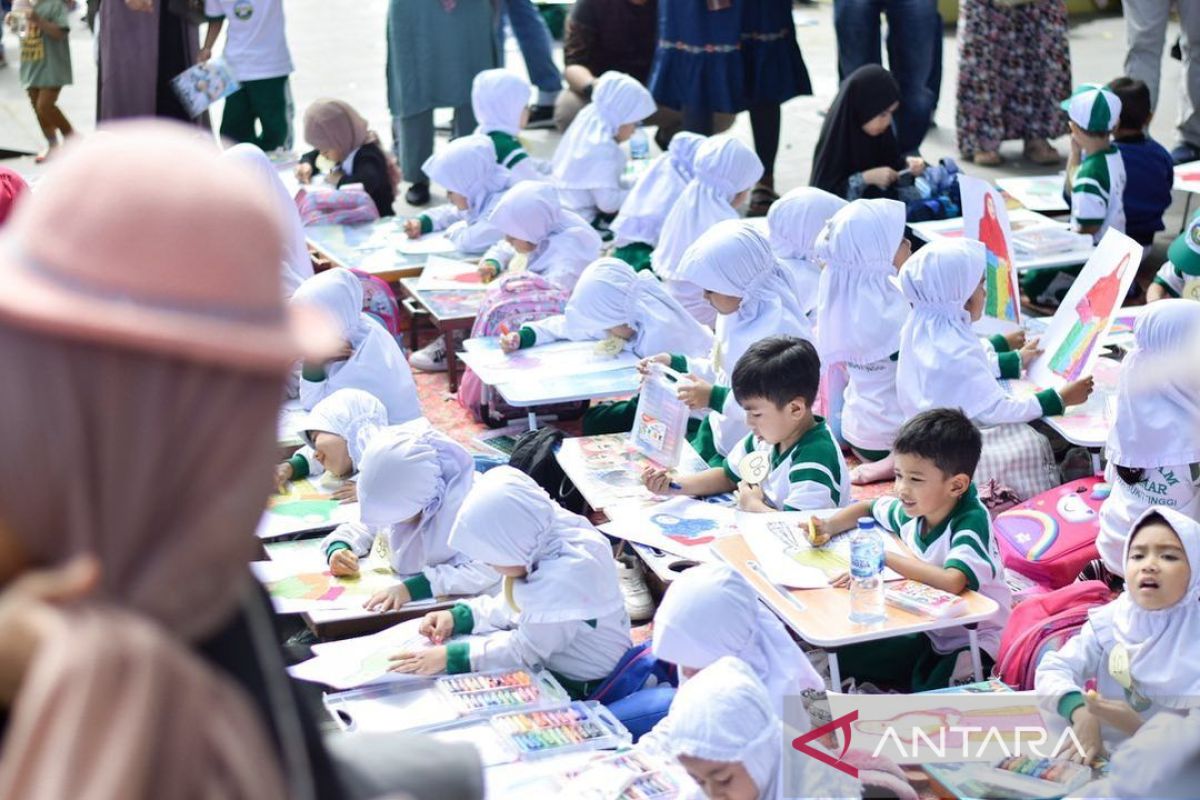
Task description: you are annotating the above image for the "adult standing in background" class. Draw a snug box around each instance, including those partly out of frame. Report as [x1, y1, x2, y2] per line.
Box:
[497, 0, 563, 127]
[97, 0, 203, 122]
[387, 0, 497, 207]
[955, 0, 1069, 167]
[833, 0, 938, 155]
[1123, 0, 1200, 163]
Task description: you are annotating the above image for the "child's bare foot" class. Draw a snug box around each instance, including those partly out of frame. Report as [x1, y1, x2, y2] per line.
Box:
[850, 454, 895, 485]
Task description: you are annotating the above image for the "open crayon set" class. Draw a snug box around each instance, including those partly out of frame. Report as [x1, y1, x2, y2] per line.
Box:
[435, 668, 568, 716]
[488, 702, 631, 760]
[566, 752, 682, 800]
[924, 755, 1093, 799]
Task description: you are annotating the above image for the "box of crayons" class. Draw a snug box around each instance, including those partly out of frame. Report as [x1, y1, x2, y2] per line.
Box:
[565, 751, 682, 799]
[488, 701, 631, 760]
[435, 668, 568, 717]
[885, 579, 967, 619]
[923, 755, 1092, 799]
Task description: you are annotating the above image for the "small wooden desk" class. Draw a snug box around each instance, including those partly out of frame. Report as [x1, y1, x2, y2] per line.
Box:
[305, 218, 450, 283]
[713, 535, 1000, 690]
[397, 277, 484, 393]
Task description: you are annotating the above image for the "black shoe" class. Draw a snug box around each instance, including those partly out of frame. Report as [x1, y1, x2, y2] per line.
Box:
[1171, 143, 1200, 166]
[525, 104, 556, 130]
[405, 181, 430, 206]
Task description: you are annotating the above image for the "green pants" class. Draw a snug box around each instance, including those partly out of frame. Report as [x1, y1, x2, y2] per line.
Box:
[835, 633, 994, 692]
[1021, 265, 1082, 307]
[220, 76, 291, 151]
[583, 397, 640, 435]
[851, 445, 891, 462]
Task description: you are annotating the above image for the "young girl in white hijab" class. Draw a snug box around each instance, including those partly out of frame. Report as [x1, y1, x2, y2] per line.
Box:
[402, 135, 512, 254]
[290, 269, 422, 424]
[896, 239, 1093, 497]
[551, 70, 656, 223]
[477, 180, 603, 291]
[814, 198, 909, 485]
[471, 68, 546, 182]
[222, 144, 313, 297]
[1037, 507, 1200, 762]
[276, 388, 387, 489]
[389, 467, 632, 699]
[648, 220, 812, 464]
[652, 136, 764, 326]
[766, 187, 847, 324]
[610, 131, 705, 273]
[1099, 300, 1200, 575]
[322, 421, 500, 611]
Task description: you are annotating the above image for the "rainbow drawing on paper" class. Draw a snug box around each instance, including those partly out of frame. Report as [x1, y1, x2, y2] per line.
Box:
[1047, 253, 1130, 380]
[979, 194, 1020, 323]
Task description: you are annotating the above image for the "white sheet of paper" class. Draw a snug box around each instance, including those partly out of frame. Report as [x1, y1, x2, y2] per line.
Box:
[416, 253, 487, 289]
[399, 235, 459, 256]
[459, 338, 638, 385]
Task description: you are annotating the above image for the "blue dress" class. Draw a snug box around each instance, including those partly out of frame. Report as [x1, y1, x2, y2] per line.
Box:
[649, 0, 809, 114]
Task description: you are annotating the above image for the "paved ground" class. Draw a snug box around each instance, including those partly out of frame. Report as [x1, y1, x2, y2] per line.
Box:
[0, 1, 1190, 264]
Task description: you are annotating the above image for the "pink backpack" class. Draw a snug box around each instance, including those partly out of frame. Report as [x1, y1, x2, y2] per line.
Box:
[457, 272, 588, 426]
[296, 186, 380, 226]
[350, 269, 401, 337]
[994, 581, 1113, 690]
[993, 476, 1104, 589]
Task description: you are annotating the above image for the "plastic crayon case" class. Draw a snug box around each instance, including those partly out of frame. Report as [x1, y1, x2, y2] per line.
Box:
[488, 701, 632, 761]
[435, 668, 569, 717]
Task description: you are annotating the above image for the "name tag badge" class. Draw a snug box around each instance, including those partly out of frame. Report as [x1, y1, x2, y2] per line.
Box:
[739, 451, 771, 485]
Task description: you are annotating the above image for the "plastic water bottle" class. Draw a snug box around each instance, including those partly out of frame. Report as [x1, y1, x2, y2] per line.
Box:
[849, 517, 886, 624]
[629, 127, 650, 160]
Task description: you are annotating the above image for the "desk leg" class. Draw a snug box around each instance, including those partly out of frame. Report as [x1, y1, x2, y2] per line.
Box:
[446, 330, 460, 394]
[1183, 195, 1195, 235]
[827, 651, 842, 692]
[1091, 448, 1102, 476]
[968, 626, 984, 682]
[527, 411, 538, 431]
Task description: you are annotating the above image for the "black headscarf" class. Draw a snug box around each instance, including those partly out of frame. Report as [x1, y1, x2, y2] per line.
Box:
[809, 65, 904, 198]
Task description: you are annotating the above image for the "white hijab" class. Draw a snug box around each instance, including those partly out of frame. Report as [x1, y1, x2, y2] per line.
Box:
[291, 269, 421, 424]
[223, 143, 312, 297]
[563, 258, 714, 359]
[896, 239, 1007, 421]
[421, 134, 511, 221]
[1106, 300, 1200, 469]
[610, 131, 705, 247]
[666, 657, 784, 800]
[487, 181, 603, 290]
[767, 187, 847, 318]
[1102, 506, 1200, 710]
[814, 198, 908, 366]
[652, 136, 764, 281]
[678, 219, 813, 375]
[299, 388, 388, 467]
[552, 71, 656, 190]
[472, 68, 530, 137]
[356, 420, 477, 575]
[652, 564, 823, 714]
[447, 467, 626, 624]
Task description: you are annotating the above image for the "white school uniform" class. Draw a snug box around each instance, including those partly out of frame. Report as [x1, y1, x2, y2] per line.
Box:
[483, 181, 603, 291]
[551, 71, 656, 221]
[470, 69, 546, 183]
[203, 0, 292, 82]
[677, 220, 813, 457]
[1099, 301, 1200, 574]
[291, 269, 422, 424]
[1036, 508, 1200, 750]
[223, 144, 313, 297]
[815, 199, 908, 452]
[419, 135, 512, 254]
[610, 131, 704, 248]
[723, 419, 851, 511]
[321, 421, 499, 598]
[652, 136, 764, 326]
[293, 388, 387, 480]
[767, 187, 847, 322]
[446, 467, 631, 682]
[522, 258, 713, 359]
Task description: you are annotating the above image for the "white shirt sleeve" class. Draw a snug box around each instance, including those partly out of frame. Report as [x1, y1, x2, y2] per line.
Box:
[508, 157, 551, 183]
[423, 204, 465, 232]
[524, 314, 568, 345]
[424, 560, 500, 598]
[593, 186, 629, 215]
[971, 386, 1045, 426]
[482, 239, 515, 270]
[468, 620, 582, 674]
[1035, 620, 1101, 717]
[320, 521, 374, 558]
[446, 219, 505, 255]
[686, 356, 717, 384]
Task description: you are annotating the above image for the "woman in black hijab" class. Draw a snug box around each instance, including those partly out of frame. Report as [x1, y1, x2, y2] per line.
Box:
[810, 65, 925, 199]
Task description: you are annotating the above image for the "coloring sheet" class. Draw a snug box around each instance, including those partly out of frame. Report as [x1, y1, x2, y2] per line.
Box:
[994, 174, 1069, 212]
[740, 511, 903, 589]
[417, 254, 488, 290]
[251, 559, 400, 614]
[256, 473, 359, 540]
[961, 175, 1021, 324]
[459, 338, 638, 385]
[1027, 230, 1140, 387]
[556, 433, 709, 510]
[628, 365, 689, 468]
[600, 496, 740, 562]
[171, 59, 239, 118]
[1174, 160, 1200, 193]
[1004, 356, 1121, 447]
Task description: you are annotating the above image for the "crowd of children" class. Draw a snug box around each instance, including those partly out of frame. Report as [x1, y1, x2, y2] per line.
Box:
[0, 32, 1198, 799]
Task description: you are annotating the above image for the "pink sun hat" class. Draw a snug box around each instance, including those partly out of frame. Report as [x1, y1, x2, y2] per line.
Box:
[0, 121, 307, 374]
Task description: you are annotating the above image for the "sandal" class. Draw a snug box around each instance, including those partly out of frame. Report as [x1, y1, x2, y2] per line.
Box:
[747, 184, 779, 217]
[971, 151, 1003, 167]
[1024, 138, 1062, 165]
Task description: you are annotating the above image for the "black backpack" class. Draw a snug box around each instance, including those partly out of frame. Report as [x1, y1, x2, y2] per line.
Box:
[507, 428, 588, 515]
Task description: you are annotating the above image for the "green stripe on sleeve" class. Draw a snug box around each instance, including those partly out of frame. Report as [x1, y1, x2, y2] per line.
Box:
[945, 558, 980, 592]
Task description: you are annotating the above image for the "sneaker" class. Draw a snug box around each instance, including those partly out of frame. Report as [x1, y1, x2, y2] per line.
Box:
[409, 335, 447, 372]
[616, 554, 655, 622]
[525, 104, 556, 130]
[1171, 142, 1200, 166]
[405, 181, 430, 206]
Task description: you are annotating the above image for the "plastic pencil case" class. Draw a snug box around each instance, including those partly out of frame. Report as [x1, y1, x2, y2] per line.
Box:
[435, 668, 569, 717]
[924, 755, 1091, 799]
[489, 701, 632, 761]
[566, 751, 682, 799]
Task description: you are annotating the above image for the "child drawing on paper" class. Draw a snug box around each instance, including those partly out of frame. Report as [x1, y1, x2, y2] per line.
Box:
[650, 512, 719, 547]
[979, 193, 1019, 323]
[1048, 254, 1129, 380]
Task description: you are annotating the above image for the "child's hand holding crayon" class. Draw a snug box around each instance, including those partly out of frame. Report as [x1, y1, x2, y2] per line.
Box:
[1004, 329, 1026, 351]
[1019, 337, 1043, 367]
[1059, 376, 1095, 407]
[477, 259, 499, 283]
[641, 465, 679, 496]
[403, 218, 423, 239]
[418, 609, 455, 644]
[499, 330, 521, 353]
[328, 549, 359, 577]
[805, 516, 833, 547]
[294, 162, 314, 185]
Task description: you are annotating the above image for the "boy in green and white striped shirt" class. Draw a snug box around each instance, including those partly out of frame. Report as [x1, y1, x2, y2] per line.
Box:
[1063, 84, 1127, 244]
